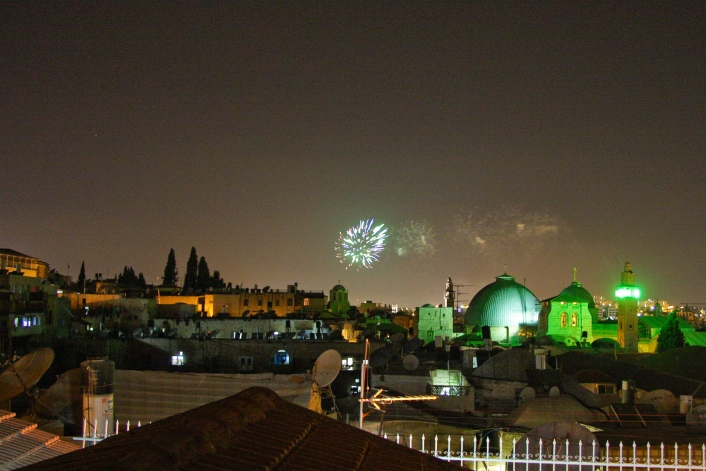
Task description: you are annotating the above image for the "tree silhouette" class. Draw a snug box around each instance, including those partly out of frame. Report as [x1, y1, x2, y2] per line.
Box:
[162, 248, 178, 286]
[657, 312, 685, 352]
[196, 256, 211, 292]
[183, 247, 198, 293]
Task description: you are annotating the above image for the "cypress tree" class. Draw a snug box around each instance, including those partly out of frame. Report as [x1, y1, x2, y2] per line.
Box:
[196, 256, 211, 292]
[77, 261, 86, 291]
[162, 249, 178, 286]
[183, 247, 198, 293]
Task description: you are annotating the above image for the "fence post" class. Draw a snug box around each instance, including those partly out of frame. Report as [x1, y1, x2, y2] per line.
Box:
[539, 438, 544, 471]
[409, 434, 413, 450]
[619, 441, 624, 471]
[460, 436, 465, 467]
[578, 440, 583, 471]
[447, 435, 452, 462]
[396, 433, 399, 445]
[647, 442, 651, 471]
[115, 419, 119, 436]
[82, 418, 86, 449]
[552, 439, 557, 471]
[660, 441, 664, 471]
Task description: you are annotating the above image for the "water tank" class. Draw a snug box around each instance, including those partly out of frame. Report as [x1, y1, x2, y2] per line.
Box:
[81, 358, 115, 438]
[621, 379, 635, 404]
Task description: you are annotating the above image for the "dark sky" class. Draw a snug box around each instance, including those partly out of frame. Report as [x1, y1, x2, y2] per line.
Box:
[2, 2, 705, 308]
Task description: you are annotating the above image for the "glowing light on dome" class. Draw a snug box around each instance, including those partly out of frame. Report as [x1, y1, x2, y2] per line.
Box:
[335, 219, 388, 270]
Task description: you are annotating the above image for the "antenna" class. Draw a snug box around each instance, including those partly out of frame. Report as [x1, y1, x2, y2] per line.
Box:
[0, 348, 55, 402]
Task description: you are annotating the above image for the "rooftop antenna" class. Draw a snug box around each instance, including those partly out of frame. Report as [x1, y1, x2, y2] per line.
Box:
[573, 266, 577, 282]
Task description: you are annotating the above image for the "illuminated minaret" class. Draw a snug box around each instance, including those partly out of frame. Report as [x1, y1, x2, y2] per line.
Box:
[444, 277, 455, 308]
[616, 262, 640, 352]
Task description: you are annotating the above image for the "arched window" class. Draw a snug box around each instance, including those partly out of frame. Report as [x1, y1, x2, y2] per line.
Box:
[560, 312, 568, 327]
[571, 313, 578, 326]
[304, 298, 310, 306]
[273, 350, 290, 365]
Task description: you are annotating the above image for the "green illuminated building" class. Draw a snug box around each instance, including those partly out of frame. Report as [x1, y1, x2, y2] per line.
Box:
[537, 270, 596, 346]
[417, 304, 454, 345]
[616, 262, 640, 352]
[328, 284, 350, 318]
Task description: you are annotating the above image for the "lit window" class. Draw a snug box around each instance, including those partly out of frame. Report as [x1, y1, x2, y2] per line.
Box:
[571, 313, 578, 326]
[561, 312, 568, 327]
[171, 351, 184, 366]
[304, 298, 310, 306]
[273, 350, 290, 365]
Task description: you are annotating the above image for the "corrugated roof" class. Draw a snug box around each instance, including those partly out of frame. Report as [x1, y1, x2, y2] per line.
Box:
[0, 409, 80, 470]
[19, 387, 464, 471]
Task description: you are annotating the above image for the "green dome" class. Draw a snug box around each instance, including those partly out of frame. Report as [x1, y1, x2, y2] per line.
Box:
[332, 284, 346, 291]
[465, 273, 540, 338]
[560, 281, 595, 309]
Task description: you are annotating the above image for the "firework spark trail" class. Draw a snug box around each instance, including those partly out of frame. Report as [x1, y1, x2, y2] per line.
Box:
[336, 219, 388, 269]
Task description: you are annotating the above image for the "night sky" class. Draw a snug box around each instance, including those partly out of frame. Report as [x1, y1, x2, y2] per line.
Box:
[2, 2, 705, 308]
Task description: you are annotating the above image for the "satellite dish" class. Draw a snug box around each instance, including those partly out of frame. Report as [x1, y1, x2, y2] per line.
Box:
[686, 405, 706, 426]
[548, 386, 560, 397]
[369, 346, 395, 368]
[132, 327, 143, 337]
[242, 310, 250, 318]
[262, 286, 270, 293]
[0, 348, 55, 402]
[312, 350, 342, 388]
[519, 387, 536, 404]
[404, 338, 424, 353]
[210, 329, 219, 338]
[166, 328, 178, 338]
[390, 332, 404, 345]
[403, 354, 419, 371]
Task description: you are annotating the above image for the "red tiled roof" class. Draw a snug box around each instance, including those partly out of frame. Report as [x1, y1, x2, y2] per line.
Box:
[20, 387, 464, 470]
[0, 409, 80, 469]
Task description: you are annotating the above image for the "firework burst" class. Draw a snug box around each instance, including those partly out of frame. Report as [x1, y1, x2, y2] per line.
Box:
[335, 219, 388, 269]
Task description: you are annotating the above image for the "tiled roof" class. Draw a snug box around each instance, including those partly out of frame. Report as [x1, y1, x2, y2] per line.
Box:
[0, 409, 80, 470]
[20, 387, 464, 470]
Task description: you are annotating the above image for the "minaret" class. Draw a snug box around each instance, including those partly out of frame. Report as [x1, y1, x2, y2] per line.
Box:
[444, 277, 455, 309]
[616, 262, 640, 352]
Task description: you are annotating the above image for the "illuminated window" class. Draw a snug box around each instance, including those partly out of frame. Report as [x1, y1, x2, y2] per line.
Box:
[571, 313, 578, 326]
[561, 312, 568, 327]
[273, 350, 290, 365]
[171, 351, 184, 366]
[304, 298, 310, 306]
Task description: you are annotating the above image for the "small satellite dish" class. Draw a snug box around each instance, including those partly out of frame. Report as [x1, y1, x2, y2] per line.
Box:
[687, 405, 706, 426]
[0, 348, 55, 402]
[403, 354, 419, 371]
[210, 329, 219, 338]
[312, 349, 342, 387]
[390, 332, 404, 345]
[242, 310, 250, 318]
[262, 286, 270, 293]
[369, 346, 395, 368]
[404, 338, 424, 353]
[549, 386, 560, 397]
[132, 327, 143, 337]
[519, 387, 536, 404]
[166, 328, 178, 338]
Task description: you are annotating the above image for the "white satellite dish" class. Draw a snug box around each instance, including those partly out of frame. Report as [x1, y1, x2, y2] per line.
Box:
[0, 348, 55, 402]
[548, 386, 560, 397]
[519, 387, 536, 404]
[687, 405, 706, 426]
[312, 349, 342, 388]
[403, 354, 419, 371]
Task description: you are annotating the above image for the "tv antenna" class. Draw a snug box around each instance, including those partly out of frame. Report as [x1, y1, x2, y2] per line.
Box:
[358, 340, 436, 432]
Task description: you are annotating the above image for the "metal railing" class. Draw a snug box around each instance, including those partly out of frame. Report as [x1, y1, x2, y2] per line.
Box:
[426, 384, 473, 396]
[383, 434, 706, 470]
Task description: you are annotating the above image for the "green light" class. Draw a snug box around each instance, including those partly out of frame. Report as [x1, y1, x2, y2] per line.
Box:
[615, 286, 640, 299]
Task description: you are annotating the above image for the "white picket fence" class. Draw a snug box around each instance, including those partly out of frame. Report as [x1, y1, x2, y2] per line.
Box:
[383, 434, 706, 470]
[73, 418, 143, 448]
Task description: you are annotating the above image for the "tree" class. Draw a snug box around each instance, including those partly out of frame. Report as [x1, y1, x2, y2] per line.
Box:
[162, 249, 178, 286]
[211, 270, 225, 291]
[196, 256, 211, 292]
[656, 312, 685, 352]
[183, 247, 198, 293]
[77, 261, 86, 291]
[137, 272, 147, 289]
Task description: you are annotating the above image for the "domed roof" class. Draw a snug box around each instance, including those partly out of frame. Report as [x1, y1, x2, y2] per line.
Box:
[561, 281, 595, 308]
[465, 273, 540, 338]
[331, 284, 346, 291]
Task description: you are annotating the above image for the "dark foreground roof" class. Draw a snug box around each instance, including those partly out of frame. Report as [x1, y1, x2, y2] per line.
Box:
[21, 387, 463, 471]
